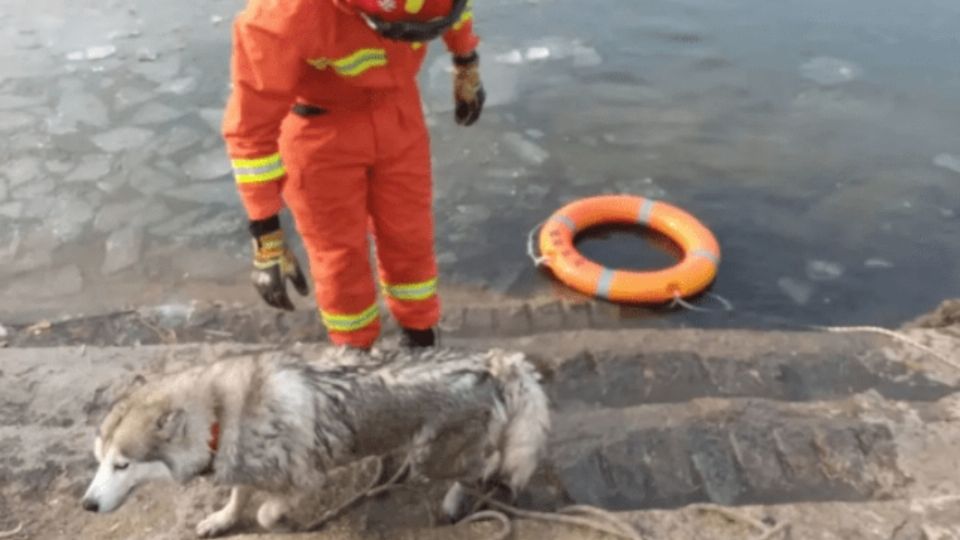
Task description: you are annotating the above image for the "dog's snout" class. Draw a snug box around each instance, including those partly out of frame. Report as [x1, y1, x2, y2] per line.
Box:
[82, 498, 99, 513]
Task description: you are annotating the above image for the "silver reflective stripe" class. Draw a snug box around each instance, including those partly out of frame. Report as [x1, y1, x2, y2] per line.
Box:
[233, 162, 282, 177]
[691, 248, 720, 264]
[637, 198, 655, 225]
[596, 268, 615, 299]
[554, 215, 576, 233]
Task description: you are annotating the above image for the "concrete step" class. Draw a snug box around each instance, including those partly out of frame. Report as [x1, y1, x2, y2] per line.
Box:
[2, 325, 959, 540]
[539, 396, 906, 510]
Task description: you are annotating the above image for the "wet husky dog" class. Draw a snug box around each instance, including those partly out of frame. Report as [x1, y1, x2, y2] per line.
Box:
[81, 347, 550, 537]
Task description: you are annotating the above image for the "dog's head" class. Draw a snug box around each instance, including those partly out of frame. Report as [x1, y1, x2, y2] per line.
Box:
[81, 381, 212, 513]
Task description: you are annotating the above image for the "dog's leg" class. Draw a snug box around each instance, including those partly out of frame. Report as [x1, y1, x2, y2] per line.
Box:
[196, 486, 253, 538]
[441, 481, 469, 524]
[256, 495, 296, 532]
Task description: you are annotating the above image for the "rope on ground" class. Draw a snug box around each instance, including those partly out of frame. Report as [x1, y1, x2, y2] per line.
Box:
[526, 221, 549, 267]
[461, 487, 644, 540]
[0, 523, 23, 539]
[812, 324, 960, 372]
[670, 290, 960, 373]
[302, 455, 410, 532]
[457, 510, 513, 540]
[690, 504, 790, 540]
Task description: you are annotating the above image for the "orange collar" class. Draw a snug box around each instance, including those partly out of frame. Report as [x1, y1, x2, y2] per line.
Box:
[208, 422, 220, 454]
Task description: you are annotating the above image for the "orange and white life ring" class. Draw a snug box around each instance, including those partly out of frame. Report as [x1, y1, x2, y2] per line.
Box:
[537, 195, 720, 303]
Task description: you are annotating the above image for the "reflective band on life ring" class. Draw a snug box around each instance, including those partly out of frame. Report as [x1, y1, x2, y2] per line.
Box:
[538, 195, 720, 303]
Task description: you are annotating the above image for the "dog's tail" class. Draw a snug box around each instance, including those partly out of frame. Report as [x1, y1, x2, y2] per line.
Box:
[489, 351, 551, 493]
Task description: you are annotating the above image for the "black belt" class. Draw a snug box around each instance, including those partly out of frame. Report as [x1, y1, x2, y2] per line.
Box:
[291, 103, 329, 117]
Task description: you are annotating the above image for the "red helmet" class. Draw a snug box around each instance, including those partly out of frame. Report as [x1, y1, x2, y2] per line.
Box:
[347, 0, 469, 42]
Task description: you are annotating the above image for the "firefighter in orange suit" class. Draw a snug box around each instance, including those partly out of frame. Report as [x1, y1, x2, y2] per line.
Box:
[222, 0, 484, 349]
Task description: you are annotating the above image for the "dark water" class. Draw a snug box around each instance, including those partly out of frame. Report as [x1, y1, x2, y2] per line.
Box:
[0, 0, 958, 328]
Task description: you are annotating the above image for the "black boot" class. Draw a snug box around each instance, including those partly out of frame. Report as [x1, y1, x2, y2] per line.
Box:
[400, 327, 436, 348]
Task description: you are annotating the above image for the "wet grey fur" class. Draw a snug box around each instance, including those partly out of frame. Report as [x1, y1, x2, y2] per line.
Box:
[89, 346, 550, 537]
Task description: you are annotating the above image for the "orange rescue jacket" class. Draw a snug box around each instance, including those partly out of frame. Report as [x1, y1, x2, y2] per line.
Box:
[222, 0, 479, 221]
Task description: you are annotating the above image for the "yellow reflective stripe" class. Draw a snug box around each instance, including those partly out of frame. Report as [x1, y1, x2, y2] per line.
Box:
[321, 304, 379, 332]
[383, 278, 437, 301]
[333, 48, 387, 77]
[232, 153, 285, 185]
[452, 0, 474, 31]
[253, 258, 280, 270]
[411, 42, 424, 50]
[405, 0, 425, 13]
[307, 49, 388, 78]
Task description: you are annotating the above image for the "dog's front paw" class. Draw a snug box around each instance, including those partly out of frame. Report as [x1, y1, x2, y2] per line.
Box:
[195, 511, 239, 538]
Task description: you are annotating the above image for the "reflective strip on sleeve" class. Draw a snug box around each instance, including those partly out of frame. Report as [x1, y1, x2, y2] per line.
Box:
[382, 277, 438, 302]
[452, 0, 474, 31]
[321, 304, 380, 332]
[309, 49, 388, 78]
[232, 153, 285, 185]
[404, 0, 425, 14]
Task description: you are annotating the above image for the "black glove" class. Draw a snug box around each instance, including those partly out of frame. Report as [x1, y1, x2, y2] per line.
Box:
[453, 51, 485, 126]
[249, 215, 309, 311]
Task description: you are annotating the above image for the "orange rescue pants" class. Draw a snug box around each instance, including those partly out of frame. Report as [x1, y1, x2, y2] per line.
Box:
[279, 87, 440, 348]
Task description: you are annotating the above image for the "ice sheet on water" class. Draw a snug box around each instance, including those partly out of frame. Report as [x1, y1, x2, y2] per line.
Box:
[493, 38, 602, 67]
[108, 29, 142, 40]
[805, 260, 844, 281]
[12, 178, 55, 201]
[451, 204, 493, 228]
[933, 153, 960, 176]
[501, 132, 550, 165]
[489, 262, 526, 294]
[150, 209, 205, 237]
[0, 111, 35, 132]
[154, 125, 206, 157]
[777, 277, 813, 306]
[131, 56, 181, 84]
[136, 48, 160, 62]
[864, 258, 894, 269]
[0, 94, 46, 110]
[65, 154, 112, 183]
[47, 197, 94, 242]
[5, 157, 41, 186]
[165, 181, 237, 205]
[496, 50, 524, 65]
[162, 77, 197, 96]
[182, 148, 232, 181]
[46, 159, 74, 175]
[66, 45, 117, 61]
[130, 102, 185, 125]
[198, 108, 225, 133]
[114, 86, 156, 110]
[126, 165, 178, 197]
[800, 57, 861, 86]
[186, 211, 245, 238]
[94, 199, 171, 232]
[436, 251, 458, 266]
[92, 126, 155, 152]
[0, 201, 24, 220]
[102, 226, 144, 274]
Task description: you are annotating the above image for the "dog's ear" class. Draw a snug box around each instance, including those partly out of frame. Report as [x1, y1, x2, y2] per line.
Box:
[155, 408, 186, 441]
